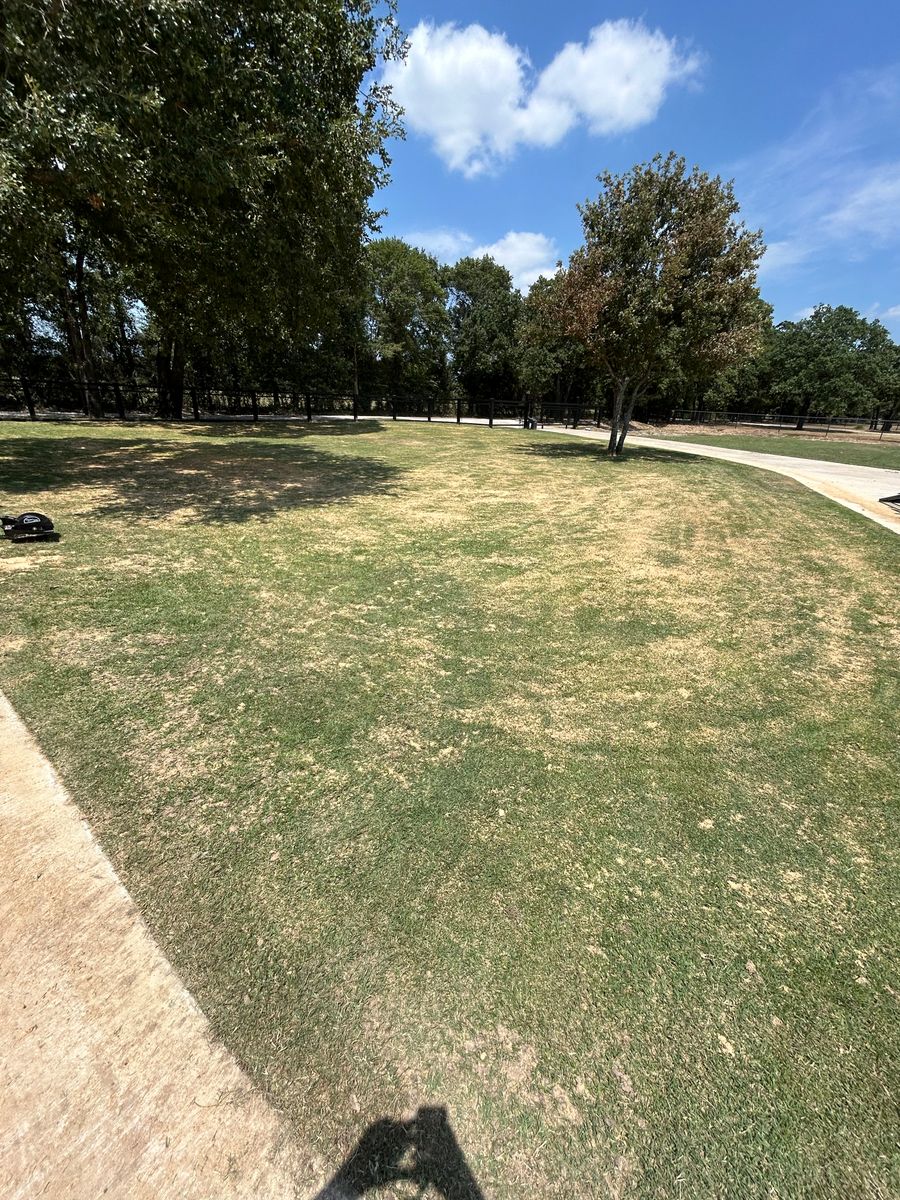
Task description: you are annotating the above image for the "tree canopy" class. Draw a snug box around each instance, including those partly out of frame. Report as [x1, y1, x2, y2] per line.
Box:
[1, 0, 403, 414]
[364, 238, 448, 397]
[443, 257, 522, 403]
[768, 305, 894, 427]
[557, 153, 768, 452]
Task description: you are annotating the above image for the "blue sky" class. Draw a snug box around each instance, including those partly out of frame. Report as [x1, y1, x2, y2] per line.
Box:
[376, 1, 900, 335]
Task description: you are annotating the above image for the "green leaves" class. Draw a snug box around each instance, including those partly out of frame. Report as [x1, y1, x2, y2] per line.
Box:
[558, 153, 767, 429]
[443, 257, 522, 401]
[1, 0, 404, 357]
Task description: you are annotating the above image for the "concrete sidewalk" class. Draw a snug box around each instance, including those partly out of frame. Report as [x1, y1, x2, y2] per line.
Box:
[541, 426, 900, 536]
[0, 693, 312, 1199]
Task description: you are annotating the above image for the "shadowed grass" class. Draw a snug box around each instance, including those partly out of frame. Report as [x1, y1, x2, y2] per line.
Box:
[1, 419, 898, 1199]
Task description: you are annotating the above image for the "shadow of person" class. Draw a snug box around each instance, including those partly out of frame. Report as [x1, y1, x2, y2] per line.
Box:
[315, 1105, 485, 1200]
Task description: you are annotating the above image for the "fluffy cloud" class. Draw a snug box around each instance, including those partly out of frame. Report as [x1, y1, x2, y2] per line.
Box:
[405, 228, 559, 292]
[384, 19, 701, 177]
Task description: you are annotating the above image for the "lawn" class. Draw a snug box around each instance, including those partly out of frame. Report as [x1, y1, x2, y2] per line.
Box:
[2, 418, 898, 1199]
[658, 428, 900, 470]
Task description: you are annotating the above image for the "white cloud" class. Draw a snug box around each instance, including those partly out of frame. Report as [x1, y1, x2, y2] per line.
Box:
[883, 304, 900, 319]
[404, 227, 474, 260]
[405, 228, 559, 292]
[824, 164, 900, 240]
[731, 66, 900, 282]
[473, 231, 559, 292]
[758, 239, 811, 278]
[384, 19, 701, 177]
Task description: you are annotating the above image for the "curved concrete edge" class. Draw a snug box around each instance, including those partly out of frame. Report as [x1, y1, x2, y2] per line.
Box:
[0, 691, 314, 1200]
[538, 425, 900, 537]
[630, 434, 900, 536]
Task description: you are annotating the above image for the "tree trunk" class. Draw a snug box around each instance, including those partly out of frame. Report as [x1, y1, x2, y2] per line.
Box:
[156, 333, 184, 420]
[615, 392, 638, 455]
[72, 248, 103, 417]
[156, 337, 172, 419]
[795, 397, 811, 430]
[608, 379, 627, 454]
[59, 282, 91, 415]
[111, 379, 126, 420]
[170, 337, 184, 420]
[21, 375, 36, 421]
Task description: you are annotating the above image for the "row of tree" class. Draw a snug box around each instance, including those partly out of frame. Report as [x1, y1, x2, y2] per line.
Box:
[2, 6, 897, 449]
[1, 0, 404, 418]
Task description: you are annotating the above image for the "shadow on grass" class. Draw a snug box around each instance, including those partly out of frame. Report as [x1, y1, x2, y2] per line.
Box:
[315, 1106, 484, 1200]
[188, 418, 385, 439]
[515, 439, 703, 466]
[0, 434, 401, 524]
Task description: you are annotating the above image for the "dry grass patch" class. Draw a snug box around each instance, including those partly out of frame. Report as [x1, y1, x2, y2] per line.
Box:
[0, 419, 898, 1199]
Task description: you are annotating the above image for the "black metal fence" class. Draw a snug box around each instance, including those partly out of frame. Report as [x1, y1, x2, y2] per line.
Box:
[671, 408, 897, 437]
[0, 375, 609, 430]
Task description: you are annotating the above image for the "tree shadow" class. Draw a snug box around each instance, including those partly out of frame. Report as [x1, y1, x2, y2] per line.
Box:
[188, 418, 385, 439]
[514, 439, 703, 466]
[314, 1106, 485, 1200]
[0, 435, 401, 524]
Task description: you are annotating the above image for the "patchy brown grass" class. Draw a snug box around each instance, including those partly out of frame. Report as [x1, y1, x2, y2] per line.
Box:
[0, 419, 898, 1199]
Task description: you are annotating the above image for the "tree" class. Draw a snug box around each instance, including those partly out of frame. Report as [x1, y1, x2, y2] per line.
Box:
[768, 306, 891, 428]
[517, 274, 596, 416]
[557, 153, 767, 454]
[871, 340, 900, 432]
[1, 0, 404, 415]
[443, 257, 521, 404]
[365, 239, 449, 398]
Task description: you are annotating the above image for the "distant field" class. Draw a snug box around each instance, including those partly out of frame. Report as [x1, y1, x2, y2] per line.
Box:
[658, 429, 900, 470]
[1, 419, 898, 1199]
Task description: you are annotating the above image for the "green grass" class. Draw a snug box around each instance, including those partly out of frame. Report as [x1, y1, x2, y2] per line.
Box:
[2, 419, 898, 1199]
[659, 429, 900, 469]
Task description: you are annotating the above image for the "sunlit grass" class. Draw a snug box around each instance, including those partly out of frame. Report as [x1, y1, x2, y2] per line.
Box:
[1, 419, 898, 1199]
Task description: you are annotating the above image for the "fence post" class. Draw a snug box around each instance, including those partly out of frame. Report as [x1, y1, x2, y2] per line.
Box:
[456, 395, 461, 424]
[427, 396, 433, 422]
[522, 397, 530, 428]
[489, 397, 495, 428]
[391, 397, 397, 420]
[251, 390, 259, 422]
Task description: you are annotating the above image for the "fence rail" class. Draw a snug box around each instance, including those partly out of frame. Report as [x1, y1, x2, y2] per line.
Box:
[0, 376, 609, 430]
[670, 408, 897, 437]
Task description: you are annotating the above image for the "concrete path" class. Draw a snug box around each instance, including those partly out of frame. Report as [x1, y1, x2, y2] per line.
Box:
[540, 426, 900, 536]
[0, 692, 312, 1199]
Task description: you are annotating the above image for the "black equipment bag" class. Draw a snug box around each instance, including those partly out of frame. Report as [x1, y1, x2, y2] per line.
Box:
[1, 512, 55, 541]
